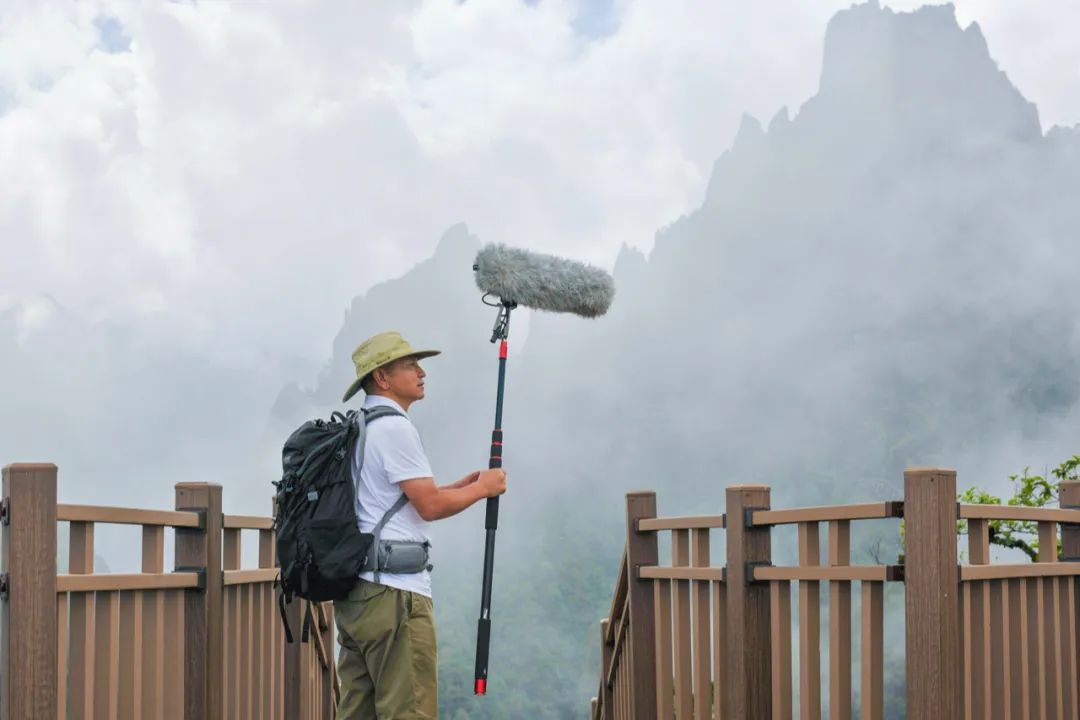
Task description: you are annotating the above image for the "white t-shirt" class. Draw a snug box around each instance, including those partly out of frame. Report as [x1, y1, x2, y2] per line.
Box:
[354, 394, 434, 597]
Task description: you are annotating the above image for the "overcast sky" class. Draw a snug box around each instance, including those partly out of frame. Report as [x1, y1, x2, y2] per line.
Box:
[2, 0, 1079, 373]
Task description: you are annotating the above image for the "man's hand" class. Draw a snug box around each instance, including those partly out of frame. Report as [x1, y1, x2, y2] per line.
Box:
[477, 469, 507, 497]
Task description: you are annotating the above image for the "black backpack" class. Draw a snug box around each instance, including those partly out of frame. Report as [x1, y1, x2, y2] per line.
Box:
[273, 406, 401, 641]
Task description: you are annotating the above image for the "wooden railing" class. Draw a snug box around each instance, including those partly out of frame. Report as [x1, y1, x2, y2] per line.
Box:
[0, 463, 336, 719]
[591, 467, 1080, 719]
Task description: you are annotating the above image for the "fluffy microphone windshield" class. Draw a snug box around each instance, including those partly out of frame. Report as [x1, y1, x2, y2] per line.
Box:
[474, 243, 615, 318]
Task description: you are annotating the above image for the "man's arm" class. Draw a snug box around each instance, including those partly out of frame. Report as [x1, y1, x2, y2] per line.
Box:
[441, 470, 481, 490]
[400, 469, 507, 522]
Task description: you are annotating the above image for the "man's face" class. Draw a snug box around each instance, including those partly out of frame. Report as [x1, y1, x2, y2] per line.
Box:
[376, 356, 427, 404]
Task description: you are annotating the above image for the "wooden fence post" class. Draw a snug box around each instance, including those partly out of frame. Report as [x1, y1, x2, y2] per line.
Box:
[725, 484, 772, 719]
[903, 467, 961, 719]
[625, 491, 658, 718]
[175, 482, 224, 720]
[283, 599, 303, 719]
[0, 463, 58, 720]
[1063, 479, 1080, 709]
[1060, 481, 1080, 559]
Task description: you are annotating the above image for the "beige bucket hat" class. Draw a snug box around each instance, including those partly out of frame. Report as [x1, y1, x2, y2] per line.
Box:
[342, 331, 441, 403]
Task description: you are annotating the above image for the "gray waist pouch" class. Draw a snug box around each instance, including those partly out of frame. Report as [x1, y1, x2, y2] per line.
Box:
[377, 540, 432, 574]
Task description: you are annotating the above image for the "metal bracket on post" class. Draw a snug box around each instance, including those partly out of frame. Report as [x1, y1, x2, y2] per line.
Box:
[0, 572, 8, 601]
[1, 497, 9, 526]
[743, 507, 769, 528]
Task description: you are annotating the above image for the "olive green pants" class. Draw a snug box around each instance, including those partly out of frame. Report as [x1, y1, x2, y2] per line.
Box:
[334, 581, 438, 719]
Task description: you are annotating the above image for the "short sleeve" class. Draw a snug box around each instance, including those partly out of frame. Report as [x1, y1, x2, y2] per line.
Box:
[375, 418, 434, 484]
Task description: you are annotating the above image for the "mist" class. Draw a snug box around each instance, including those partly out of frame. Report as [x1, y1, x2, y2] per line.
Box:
[4, 2, 1080, 718]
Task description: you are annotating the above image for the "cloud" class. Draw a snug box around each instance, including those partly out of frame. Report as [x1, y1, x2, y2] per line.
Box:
[2, 0, 1078, 367]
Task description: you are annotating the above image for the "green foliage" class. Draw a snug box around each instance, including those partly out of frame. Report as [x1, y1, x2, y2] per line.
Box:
[955, 455, 1080, 561]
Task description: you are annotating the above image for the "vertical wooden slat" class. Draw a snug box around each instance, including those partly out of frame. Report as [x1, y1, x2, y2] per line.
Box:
[713, 582, 726, 720]
[223, 529, 240, 720]
[92, 591, 120, 719]
[265, 585, 273, 720]
[254, 583, 265, 720]
[267, 498, 284, 720]
[299, 602, 312, 719]
[600, 619, 613, 718]
[258, 529, 275, 720]
[243, 586, 253, 720]
[798, 521, 821, 720]
[655, 580, 673, 720]
[672, 528, 693, 719]
[691, 528, 712, 719]
[118, 591, 144, 720]
[828, 520, 851, 720]
[275, 586, 286, 720]
[57, 592, 68, 720]
[904, 467, 962, 719]
[988, 581, 1006, 720]
[0, 464, 59, 720]
[859, 581, 883, 720]
[141, 588, 165, 720]
[1039, 521, 1058, 563]
[967, 519, 990, 720]
[624, 492, 658, 719]
[1061, 482, 1080, 720]
[724, 484, 772, 720]
[174, 482, 224, 720]
[1032, 578, 1049, 720]
[619, 651, 626, 720]
[1041, 577, 1057, 720]
[68, 520, 95, 720]
[1067, 578, 1079, 720]
[1053, 578, 1066, 720]
[1024, 578, 1039, 720]
[223, 529, 241, 570]
[226, 586, 238, 720]
[963, 583, 990, 720]
[283, 596, 302, 720]
[624, 654, 630, 720]
[141, 526, 165, 719]
[1007, 580, 1023, 720]
[772, 581, 793, 720]
[163, 589, 185, 720]
[612, 652, 620, 720]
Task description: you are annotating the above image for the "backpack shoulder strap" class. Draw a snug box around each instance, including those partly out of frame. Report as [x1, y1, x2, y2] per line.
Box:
[349, 405, 405, 475]
[362, 405, 405, 424]
[368, 493, 411, 581]
[354, 405, 411, 580]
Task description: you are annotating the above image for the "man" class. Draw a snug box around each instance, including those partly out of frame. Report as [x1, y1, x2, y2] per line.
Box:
[336, 330, 507, 719]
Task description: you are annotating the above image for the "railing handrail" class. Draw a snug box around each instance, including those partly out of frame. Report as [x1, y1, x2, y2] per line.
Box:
[591, 471, 1080, 719]
[638, 514, 725, 531]
[56, 571, 202, 592]
[958, 502, 1080, 523]
[750, 501, 904, 526]
[223, 513, 274, 529]
[57, 503, 203, 527]
[1, 462, 336, 720]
